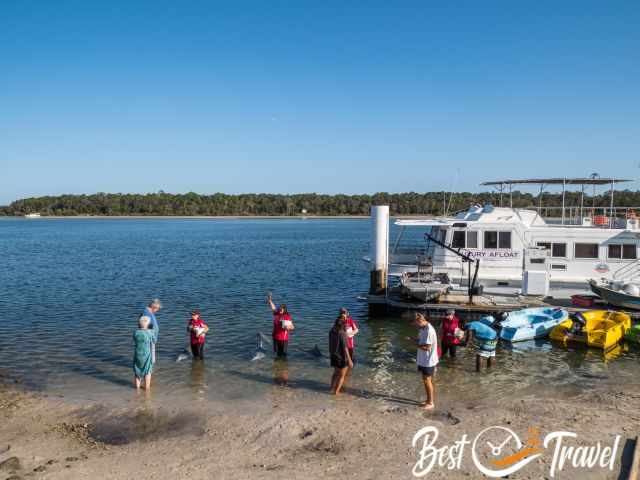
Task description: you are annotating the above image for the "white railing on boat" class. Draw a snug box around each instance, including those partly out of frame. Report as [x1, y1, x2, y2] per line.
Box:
[613, 259, 640, 283]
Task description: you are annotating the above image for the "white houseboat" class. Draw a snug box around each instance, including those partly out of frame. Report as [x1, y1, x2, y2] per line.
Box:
[386, 178, 640, 299]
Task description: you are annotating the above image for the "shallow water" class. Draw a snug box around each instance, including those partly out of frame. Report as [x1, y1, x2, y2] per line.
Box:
[0, 218, 638, 408]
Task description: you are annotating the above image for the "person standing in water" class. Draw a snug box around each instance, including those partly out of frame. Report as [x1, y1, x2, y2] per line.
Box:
[340, 308, 359, 368]
[142, 298, 162, 365]
[407, 312, 439, 410]
[462, 317, 498, 372]
[267, 294, 295, 358]
[133, 315, 158, 390]
[187, 309, 209, 360]
[329, 315, 353, 395]
[440, 309, 461, 358]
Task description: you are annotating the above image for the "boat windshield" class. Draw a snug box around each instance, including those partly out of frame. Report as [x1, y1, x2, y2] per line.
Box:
[392, 226, 446, 257]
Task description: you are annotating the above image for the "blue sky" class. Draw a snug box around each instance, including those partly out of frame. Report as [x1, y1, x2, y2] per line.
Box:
[1, 1, 639, 204]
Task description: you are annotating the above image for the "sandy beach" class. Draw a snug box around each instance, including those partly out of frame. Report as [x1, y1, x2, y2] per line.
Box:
[2, 371, 639, 480]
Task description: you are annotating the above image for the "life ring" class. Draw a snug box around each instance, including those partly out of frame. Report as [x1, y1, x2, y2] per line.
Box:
[593, 215, 609, 226]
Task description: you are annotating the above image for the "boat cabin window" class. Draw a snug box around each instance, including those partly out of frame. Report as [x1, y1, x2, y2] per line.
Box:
[608, 244, 637, 260]
[484, 231, 497, 249]
[484, 231, 511, 249]
[575, 243, 599, 259]
[499, 232, 511, 249]
[467, 231, 478, 248]
[536, 241, 567, 258]
[452, 231, 465, 248]
[452, 230, 478, 249]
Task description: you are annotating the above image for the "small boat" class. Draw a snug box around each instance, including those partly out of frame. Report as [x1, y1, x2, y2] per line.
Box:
[550, 310, 631, 350]
[499, 307, 568, 342]
[589, 279, 640, 311]
[625, 325, 640, 344]
[24, 212, 41, 218]
[570, 294, 599, 308]
[400, 272, 451, 302]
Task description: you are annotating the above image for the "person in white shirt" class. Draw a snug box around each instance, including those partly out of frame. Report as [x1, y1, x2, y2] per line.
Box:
[408, 312, 439, 410]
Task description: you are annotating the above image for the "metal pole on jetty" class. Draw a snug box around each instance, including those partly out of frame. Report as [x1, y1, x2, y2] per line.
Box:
[370, 205, 389, 295]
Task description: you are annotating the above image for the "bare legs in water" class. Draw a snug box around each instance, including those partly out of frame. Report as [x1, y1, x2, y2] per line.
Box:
[330, 367, 349, 395]
[134, 374, 152, 390]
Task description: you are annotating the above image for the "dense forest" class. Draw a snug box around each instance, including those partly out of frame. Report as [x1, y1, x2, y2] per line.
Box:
[2, 190, 640, 217]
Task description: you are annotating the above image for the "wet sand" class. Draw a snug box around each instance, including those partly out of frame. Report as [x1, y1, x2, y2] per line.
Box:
[2, 373, 639, 479]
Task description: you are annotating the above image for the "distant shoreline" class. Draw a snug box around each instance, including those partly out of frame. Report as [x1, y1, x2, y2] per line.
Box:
[1, 214, 434, 220]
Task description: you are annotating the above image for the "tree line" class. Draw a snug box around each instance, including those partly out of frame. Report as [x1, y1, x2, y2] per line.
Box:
[2, 190, 640, 217]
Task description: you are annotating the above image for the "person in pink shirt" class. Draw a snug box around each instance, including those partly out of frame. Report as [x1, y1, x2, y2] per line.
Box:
[267, 294, 295, 358]
[340, 308, 359, 368]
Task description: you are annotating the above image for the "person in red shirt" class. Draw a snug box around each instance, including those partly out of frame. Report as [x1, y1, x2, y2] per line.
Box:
[340, 308, 359, 368]
[440, 309, 461, 358]
[267, 294, 295, 358]
[187, 309, 209, 360]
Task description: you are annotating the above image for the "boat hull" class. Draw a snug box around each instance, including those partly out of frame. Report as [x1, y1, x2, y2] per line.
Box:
[499, 307, 568, 342]
[589, 280, 640, 311]
[550, 310, 631, 350]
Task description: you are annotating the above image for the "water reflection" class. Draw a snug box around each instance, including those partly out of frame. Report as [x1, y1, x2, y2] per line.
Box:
[190, 360, 206, 390]
[272, 359, 289, 387]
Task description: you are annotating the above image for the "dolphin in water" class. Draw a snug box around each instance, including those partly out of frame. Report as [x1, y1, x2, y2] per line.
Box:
[308, 344, 323, 358]
[176, 351, 191, 362]
[176, 345, 192, 362]
[251, 333, 269, 361]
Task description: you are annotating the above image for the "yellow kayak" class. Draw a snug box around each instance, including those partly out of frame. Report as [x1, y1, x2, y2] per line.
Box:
[550, 310, 631, 350]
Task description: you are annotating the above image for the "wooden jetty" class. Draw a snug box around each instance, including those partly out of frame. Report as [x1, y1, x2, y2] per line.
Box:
[367, 288, 640, 321]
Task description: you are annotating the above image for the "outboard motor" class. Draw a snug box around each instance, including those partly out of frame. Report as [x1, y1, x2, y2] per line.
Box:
[568, 312, 587, 335]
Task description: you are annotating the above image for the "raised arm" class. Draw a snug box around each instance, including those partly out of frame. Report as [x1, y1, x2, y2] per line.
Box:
[267, 295, 276, 313]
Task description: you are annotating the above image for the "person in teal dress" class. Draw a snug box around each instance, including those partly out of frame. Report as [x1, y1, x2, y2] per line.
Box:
[133, 315, 158, 390]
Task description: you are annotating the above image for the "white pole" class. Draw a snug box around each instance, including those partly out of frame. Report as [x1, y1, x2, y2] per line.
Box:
[561, 179, 566, 225]
[370, 205, 389, 294]
[610, 180, 615, 228]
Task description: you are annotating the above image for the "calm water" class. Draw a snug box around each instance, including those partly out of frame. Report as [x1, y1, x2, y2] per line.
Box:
[0, 218, 638, 408]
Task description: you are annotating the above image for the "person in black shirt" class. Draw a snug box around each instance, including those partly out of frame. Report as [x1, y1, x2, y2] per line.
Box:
[329, 314, 353, 395]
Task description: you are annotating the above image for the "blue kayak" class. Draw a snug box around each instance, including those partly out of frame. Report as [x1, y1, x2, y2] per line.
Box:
[499, 307, 569, 342]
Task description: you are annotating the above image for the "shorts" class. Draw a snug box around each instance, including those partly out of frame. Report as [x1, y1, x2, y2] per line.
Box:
[274, 339, 288, 357]
[474, 338, 497, 358]
[418, 366, 436, 377]
[331, 355, 348, 369]
[441, 343, 457, 358]
[348, 348, 355, 364]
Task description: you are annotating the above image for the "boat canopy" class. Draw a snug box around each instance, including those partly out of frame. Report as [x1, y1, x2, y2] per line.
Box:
[481, 176, 633, 226]
[394, 218, 453, 227]
[481, 178, 632, 186]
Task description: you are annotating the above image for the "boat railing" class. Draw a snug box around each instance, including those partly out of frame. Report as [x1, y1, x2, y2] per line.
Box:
[532, 206, 640, 224]
[612, 259, 640, 283]
[447, 205, 640, 226]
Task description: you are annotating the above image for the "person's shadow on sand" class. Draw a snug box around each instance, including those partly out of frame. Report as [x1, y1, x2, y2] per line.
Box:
[225, 369, 421, 407]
